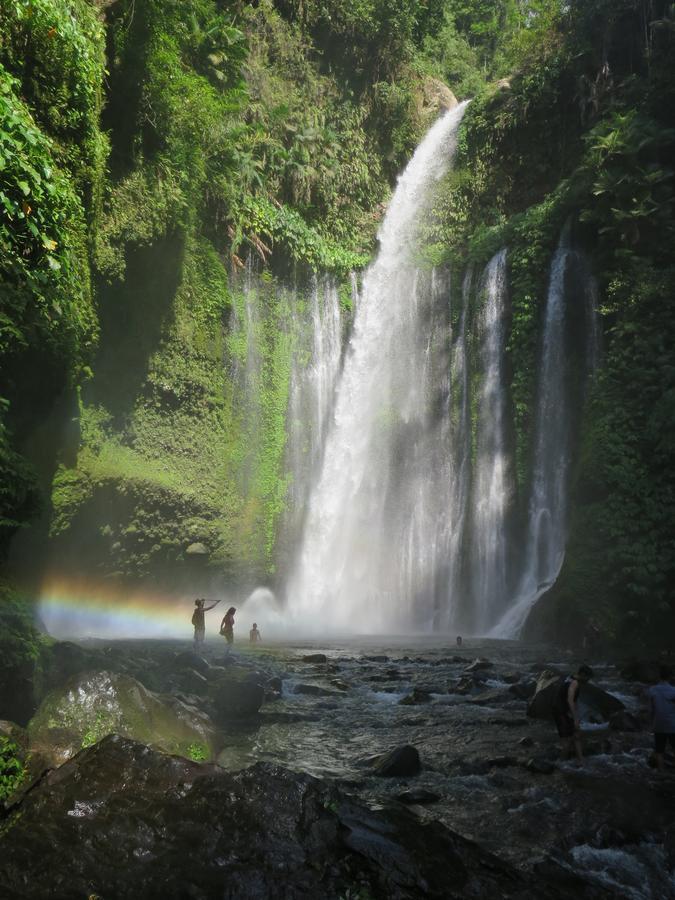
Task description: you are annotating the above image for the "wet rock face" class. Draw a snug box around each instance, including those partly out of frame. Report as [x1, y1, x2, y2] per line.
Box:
[0, 735, 596, 900]
[527, 672, 624, 721]
[27, 671, 218, 767]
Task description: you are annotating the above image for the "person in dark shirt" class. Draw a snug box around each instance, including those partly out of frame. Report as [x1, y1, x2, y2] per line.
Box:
[552, 664, 593, 763]
[191, 598, 219, 648]
[648, 665, 675, 771]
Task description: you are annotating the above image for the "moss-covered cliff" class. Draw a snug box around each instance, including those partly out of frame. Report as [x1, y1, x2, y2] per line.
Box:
[1, 0, 674, 651]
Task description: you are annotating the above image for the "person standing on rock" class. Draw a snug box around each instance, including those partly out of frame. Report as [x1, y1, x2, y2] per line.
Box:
[648, 665, 675, 771]
[192, 598, 220, 648]
[220, 606, 236, 653]
[552, 665, 593, 763]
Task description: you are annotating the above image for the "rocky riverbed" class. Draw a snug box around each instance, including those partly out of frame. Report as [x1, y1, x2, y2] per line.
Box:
[1, 635, 674, 899]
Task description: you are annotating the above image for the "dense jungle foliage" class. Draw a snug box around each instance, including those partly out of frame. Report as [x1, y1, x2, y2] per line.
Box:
[1, 0, 674, 650]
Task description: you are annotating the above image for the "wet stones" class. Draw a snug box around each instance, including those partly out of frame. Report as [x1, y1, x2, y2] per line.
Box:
[508, 680, 536, 700]
[293, 683, 338, 697]
[174, 650, 210, 675]
[373, 744, 422, 777]
[0, 734, 582, 900]
[399, 688, 433, 705]
[524, 757, 557, 775]
[464, 658, 494, 673]
[396, 788, 440, 804]
[468, 690, 510, 706]
[301, 653, 328, 664]
[608, 710, 642, 732]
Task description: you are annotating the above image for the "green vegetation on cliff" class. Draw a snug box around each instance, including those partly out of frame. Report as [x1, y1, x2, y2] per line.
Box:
[1, 0, 673, 649]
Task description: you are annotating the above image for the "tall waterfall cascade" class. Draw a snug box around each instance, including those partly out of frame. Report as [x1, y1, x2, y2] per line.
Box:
[286, 102, 470, 631]
[253, 107, 599, 637]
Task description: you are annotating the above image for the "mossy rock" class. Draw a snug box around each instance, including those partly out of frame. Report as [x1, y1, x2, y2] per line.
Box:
[27, 671, 218, 768]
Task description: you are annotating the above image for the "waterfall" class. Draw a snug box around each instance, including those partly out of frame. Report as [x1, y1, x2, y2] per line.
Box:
[286, 275, 343, 524]
[286, 102, 469, 632]
[490, 229, 597, 637]
[466, 249, 512, 634]
[441, 266, 473, 629]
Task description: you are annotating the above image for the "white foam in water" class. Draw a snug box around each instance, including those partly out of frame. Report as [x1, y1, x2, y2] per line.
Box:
[570, 844, 675, 900]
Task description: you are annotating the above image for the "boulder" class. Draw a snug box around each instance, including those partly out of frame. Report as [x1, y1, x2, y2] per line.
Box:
[178, 668, 209, 697]
[619, 659, 662, 683]
[527, 671, 562, 719]
[301, 653, 328, 664]
[528, 671, 624, 722]
[608, 710, 642, 732]
[399, 688, 433, 706]
[464, 658, 493, 673]
[0, 735, 590, 899]
[524, 757, 557, 775]
[420, 77, 458, 119]
[373, 745, 421, 777]
[293, 683, 338, 697]
[27, 671, 218, 766]
[396, 788, 440, 805]
[174, 650, 210, 675]
[209, 672, 264, 719]
[508, 680, 536, 700]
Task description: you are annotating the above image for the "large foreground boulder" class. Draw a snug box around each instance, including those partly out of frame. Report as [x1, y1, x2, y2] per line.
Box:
[27, 671, 218, 767]
[0, 735, 608, 899]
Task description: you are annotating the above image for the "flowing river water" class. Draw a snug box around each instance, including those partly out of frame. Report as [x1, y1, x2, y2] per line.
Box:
[78, 635, 675, 900]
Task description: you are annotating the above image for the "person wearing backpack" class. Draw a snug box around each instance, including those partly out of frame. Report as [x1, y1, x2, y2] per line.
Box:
[192, 598, 220, 648]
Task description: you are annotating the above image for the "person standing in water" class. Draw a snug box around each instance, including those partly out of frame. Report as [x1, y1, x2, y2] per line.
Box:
[192, 598, 220, 648]
[552, 665, 593, 763]
[220, 606, 236, 652]
[249, 622, 261, 644]
[648, 665, 675, 771]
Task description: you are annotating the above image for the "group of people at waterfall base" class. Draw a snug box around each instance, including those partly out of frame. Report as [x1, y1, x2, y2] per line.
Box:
[190, 603, 675, 769]
[553, 664, 675, 769]
[191, 599, 261, 651]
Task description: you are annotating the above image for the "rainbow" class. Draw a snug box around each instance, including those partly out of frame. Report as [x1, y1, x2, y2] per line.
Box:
[38, 574, 221, 640]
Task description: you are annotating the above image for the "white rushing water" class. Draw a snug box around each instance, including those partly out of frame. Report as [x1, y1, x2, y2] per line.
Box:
[287, 275, 343, 522]
[466, 250, 512, 634]
[490, 229, 597, 637]
[286, 102, 469, 632]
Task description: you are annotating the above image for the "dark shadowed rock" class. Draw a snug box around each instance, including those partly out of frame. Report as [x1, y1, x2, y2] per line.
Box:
[293, 683, 339, 697]
[174, 650, 210, 675]
[509, 680, 536, 700]
[301, 653, 328, 664]
[608, 710, 642, 732]
[209, 673, 264, 719]
[178, 668, 209, 696]
[527, 672, 624, 721]
[525, 757, 557, 775]
[465, 658, 494, 673]
[364, 655, 390, 662]
[396, 788, 440, 804]
[399, 688, 433, 705]
[619, 659, 661, 683]
[373, 744, 421, 777]
[0, 735, 598, 899]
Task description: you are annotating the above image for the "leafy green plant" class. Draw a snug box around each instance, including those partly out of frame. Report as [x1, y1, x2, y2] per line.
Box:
[0, 737, 25, 802]
[187, 742, 207, 762]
